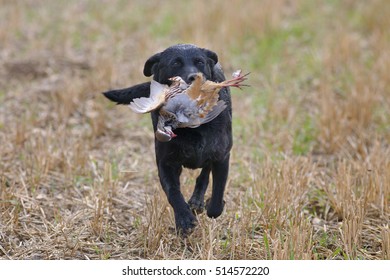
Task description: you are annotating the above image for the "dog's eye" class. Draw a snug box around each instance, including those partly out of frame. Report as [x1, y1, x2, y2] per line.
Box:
[171, 59, 182, 67]
[194, 59, 205, 66]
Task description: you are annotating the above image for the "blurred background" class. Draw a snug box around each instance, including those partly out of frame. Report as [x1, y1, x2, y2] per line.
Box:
[0, 0, 389, 260]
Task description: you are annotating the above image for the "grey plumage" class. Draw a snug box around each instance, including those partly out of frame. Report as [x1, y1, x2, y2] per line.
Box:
[163, 94, 227, 128]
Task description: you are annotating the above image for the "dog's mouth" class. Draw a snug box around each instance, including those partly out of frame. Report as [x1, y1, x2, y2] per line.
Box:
[155, 126, 177, 142]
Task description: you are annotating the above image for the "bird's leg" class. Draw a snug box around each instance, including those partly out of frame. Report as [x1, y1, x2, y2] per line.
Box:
[157, 162, 196, 234]
[188, 164, 211, 214]
[220, 72, 250, 89]
[206, 155, 230, 218]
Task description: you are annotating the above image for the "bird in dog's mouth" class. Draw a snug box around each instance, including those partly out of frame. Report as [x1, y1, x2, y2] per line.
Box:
[128, 70, 249, 142]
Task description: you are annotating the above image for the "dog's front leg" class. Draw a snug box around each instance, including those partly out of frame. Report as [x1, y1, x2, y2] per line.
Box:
[157, 162, 197, 234]
[188, 164, 211, 214]
[206, 154, 230, 218]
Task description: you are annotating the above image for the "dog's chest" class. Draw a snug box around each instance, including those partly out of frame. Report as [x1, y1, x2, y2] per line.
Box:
[169, 127, 231, 168]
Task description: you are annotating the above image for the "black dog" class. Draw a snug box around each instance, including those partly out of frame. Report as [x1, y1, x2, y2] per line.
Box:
[103, 44, 232, 234]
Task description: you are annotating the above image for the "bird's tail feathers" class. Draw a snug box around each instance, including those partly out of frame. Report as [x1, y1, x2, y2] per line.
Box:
[128, 80, 167, 113]
[150, 80, 168, 98]
[128, 97, 158, 113]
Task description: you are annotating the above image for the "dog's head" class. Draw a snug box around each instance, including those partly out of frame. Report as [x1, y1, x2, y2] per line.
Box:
[143, 44, 218, 84]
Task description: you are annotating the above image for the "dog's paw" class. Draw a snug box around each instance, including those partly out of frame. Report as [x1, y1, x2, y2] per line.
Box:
[206, 198, 225, 218]
[175, 210, 197, 236]
[188, 196, 205, 214]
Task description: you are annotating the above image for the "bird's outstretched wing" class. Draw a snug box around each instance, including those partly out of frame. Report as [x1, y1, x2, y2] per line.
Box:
[189, 70, 249, 119]
[128, 80, 167, 113]
[199, 100, 227, 125]
[184, 100, 227, 128]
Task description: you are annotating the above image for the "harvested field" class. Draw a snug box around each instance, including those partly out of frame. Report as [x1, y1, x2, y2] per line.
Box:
[0, 0, 389, 259]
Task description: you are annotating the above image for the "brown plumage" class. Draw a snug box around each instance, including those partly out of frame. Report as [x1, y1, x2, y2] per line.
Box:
[187, 70, 249, 117]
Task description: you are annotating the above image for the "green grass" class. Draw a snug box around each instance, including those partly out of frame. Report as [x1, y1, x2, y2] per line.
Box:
[293, 114, 316, 155]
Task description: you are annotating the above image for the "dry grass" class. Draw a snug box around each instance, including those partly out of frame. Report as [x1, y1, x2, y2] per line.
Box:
[0, 0, 389, 260]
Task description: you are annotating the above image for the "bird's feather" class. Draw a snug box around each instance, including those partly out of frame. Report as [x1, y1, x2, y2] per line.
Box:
[128, 80, 167, 113]
[197, 100, 227, 126]
[186, 73, 203, 100]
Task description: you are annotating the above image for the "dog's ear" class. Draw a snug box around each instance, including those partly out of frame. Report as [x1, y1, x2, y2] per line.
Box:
[202, 48, 220, 82]
[212, 63, 226, 83]
[143, 52, 161, 77]
[202, 48, 218, 65]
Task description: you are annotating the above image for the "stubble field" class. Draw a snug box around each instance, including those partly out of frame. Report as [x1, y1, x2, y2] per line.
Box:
[0, 0, 389, 259]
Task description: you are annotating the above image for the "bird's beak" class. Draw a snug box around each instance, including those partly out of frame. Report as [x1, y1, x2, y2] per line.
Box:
[155, 126, 177, 142]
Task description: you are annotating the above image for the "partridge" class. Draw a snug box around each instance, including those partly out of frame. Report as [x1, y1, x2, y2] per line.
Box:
[128, 70, 249, 142]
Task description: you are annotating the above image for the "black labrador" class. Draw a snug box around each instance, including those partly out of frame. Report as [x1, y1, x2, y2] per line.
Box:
[103, 44, 232, 234]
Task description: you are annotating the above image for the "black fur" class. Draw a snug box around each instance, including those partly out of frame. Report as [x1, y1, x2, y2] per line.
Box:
[103, 44, 232, 234]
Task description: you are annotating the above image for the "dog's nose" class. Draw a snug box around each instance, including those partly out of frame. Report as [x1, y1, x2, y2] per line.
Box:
[187, 73, 197, 83]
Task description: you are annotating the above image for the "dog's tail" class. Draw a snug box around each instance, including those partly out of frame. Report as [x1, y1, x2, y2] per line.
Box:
[102, 82, 151, 105]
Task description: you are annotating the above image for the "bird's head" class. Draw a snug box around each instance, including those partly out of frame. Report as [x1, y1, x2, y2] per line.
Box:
[155, 110, 179, 142]
[155, 126, 177, 142]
